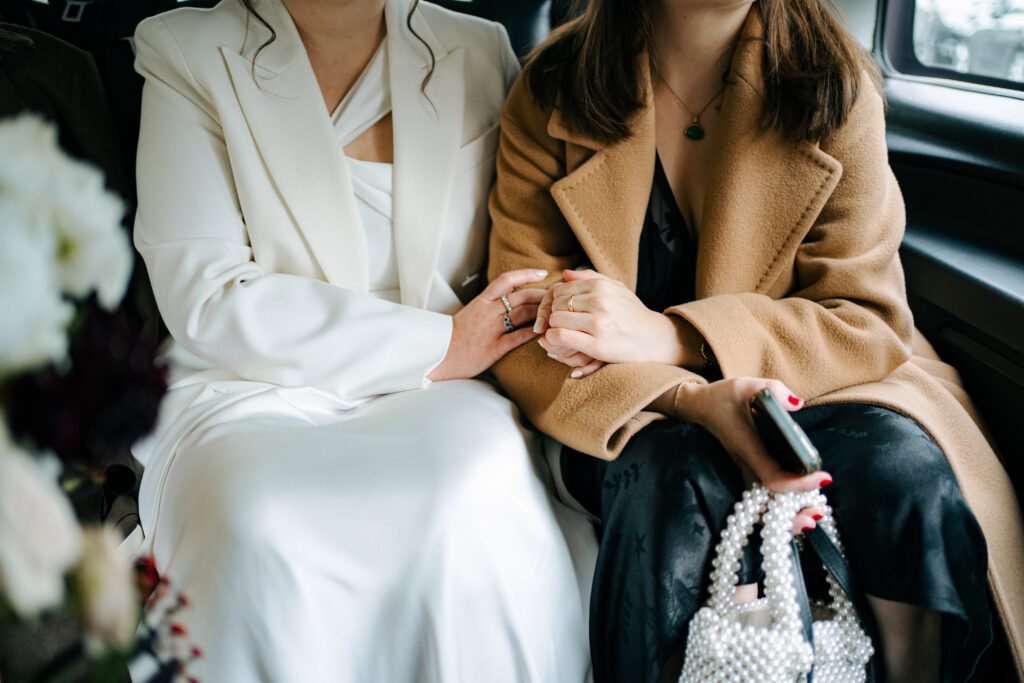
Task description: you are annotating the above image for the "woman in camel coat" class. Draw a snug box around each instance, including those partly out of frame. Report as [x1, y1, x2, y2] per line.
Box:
[488, 1, 1024, 681]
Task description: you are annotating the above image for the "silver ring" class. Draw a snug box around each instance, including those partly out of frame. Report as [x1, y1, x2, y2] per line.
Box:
[500, 294, 513, 313]
[503, 314, 514, 332]
[568, 295, 576, 313]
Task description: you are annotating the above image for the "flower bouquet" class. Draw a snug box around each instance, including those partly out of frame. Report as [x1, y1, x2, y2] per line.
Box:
[0, 113, 192, 682]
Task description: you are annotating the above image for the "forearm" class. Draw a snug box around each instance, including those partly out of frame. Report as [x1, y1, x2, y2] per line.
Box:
[494, 341, 706, 459]
[669, 292, 911, 399]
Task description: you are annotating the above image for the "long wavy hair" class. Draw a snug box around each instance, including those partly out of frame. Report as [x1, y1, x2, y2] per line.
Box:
[525, 0, 878, 144]
[238, 0, 435, 91]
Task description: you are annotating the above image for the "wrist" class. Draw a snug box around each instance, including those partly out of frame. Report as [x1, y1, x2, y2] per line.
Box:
[670, 382, 705, 423]
[657, 314, 703, 367]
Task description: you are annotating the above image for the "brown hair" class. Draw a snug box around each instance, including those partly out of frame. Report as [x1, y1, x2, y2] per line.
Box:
[238, 0, 435, 92]
[525, 0, 878, 144]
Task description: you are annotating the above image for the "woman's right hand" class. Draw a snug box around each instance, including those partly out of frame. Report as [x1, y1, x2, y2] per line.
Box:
[669, 377, 832, 534]
[427, 269, 549, 382]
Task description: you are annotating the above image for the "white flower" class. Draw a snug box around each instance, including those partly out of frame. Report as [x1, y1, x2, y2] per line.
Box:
[76, 525, 140, 656]
[0, 113, 130, 311]
[0, 204, 73, 377]
[0, 427, 83, 618]
[0, 114, 67, 217]
[50, 160, 132, 309]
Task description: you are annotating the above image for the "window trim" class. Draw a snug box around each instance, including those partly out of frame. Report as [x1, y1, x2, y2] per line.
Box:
[878, 0, 1024, 96]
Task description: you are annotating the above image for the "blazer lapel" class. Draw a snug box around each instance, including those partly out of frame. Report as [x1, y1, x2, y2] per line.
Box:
[221, 1, 368, 291]
[694, 10, 842, 296]
[388, 0, 463, 308]
[548, 64, 656, 290]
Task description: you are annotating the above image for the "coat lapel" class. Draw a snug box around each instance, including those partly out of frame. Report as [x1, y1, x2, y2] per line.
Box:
[694, 11, 842, 296]
[546, 9, 842, 297]
[387, 0, 464, 308]
[221, 0, 368, 290]
[548, 67, 655, 290]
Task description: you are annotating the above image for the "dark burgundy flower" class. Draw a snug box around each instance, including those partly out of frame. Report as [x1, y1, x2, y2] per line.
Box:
[1, 294, 167, 472]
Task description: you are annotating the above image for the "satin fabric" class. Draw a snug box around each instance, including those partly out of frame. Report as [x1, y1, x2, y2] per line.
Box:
[152, 380, 594, 682]
[564, 405, 991, 683]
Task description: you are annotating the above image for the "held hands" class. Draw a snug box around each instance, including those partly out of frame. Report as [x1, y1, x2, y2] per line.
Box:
[427, 269, 548, 382]
[662, 376, 831, 535]
[538, 271, 826, 534]
[535, 269, 699, 378]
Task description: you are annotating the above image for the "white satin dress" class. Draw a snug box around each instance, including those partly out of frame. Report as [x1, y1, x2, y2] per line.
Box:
[132, 35, 595, 683]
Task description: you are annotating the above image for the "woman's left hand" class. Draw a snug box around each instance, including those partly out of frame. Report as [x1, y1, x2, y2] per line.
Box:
[536, 269, 697, 372]
[666, 377, 829, 536]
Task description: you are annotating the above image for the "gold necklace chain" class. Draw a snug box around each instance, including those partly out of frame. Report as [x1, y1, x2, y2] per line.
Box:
[654, 68, 726, 141]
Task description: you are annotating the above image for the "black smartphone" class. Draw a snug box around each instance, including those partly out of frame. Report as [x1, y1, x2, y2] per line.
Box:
[749, 388, 822, 474]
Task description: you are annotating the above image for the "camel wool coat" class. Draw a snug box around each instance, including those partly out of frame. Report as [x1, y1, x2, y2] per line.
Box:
[488, 12, 1024, 674]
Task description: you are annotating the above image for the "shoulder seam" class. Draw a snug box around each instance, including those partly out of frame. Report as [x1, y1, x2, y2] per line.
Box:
[152, 16, 204, 94]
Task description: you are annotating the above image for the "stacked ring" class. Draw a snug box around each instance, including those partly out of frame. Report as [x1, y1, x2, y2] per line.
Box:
[501, 294, 513, 313]
[503, 314, 515, 332]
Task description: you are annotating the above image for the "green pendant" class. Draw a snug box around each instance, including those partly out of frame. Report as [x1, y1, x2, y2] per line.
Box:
[685, 123, 705, 140]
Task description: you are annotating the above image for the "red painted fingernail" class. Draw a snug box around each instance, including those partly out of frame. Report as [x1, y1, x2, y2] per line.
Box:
[819, 478, 833, 488]
[788, 394, 801, 406]
[801, 526, 814, 533]
[812, 514, 823, 521]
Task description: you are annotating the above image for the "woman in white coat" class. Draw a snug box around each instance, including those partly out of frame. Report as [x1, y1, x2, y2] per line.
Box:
[130, 0, 594, 680]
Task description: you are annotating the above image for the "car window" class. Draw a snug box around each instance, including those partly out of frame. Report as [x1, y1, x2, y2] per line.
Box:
[910, 0, 1024, 86]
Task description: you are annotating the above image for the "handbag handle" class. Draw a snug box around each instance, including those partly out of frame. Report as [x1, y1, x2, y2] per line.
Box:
[706, 485, 858, 638]
[803, 527, 881, 682]
[706, 484, 770, 611]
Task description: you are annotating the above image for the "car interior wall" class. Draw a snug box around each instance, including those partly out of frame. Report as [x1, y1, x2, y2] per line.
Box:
[876, 0, 1024, 503]
[833, 0, 878, 48]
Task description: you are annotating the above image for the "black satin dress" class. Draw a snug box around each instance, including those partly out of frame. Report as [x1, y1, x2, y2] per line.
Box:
[561, 156, 993, 683]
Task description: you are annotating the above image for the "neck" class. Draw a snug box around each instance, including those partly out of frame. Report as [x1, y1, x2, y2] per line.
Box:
[284, 0, 387, 51]
[651, 1, 754, 102]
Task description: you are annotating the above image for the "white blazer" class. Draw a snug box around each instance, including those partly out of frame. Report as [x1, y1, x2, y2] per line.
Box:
[133, 0, 519, 406]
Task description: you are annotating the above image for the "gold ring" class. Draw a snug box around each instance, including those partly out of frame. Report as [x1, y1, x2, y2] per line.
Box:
[568, 295, 576, 313]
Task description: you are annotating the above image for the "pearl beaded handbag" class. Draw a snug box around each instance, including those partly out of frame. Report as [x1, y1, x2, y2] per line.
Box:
[679, 484, 875, 683]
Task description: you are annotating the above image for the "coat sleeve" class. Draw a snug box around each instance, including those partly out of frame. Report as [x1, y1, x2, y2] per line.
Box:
[488, 76, 706, 460]
[666, 78, 915, 401]
[133, 18, 453, 402]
